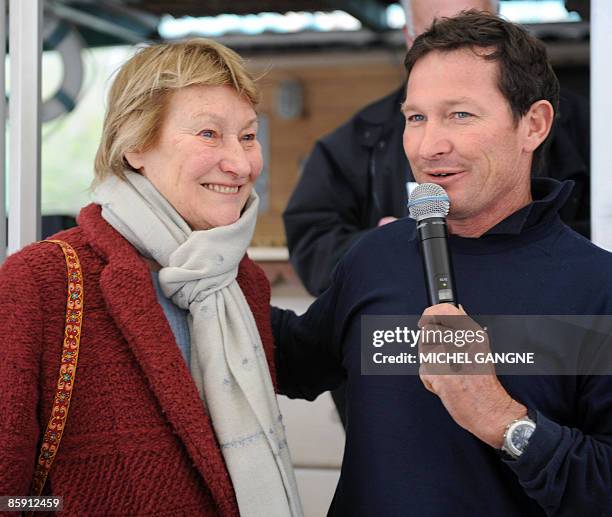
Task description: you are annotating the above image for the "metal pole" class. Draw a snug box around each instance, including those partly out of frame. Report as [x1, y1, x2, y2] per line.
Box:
[8, 0, 42, 255]
[591, 0, 612, 251]
[0, 0, 6, 263]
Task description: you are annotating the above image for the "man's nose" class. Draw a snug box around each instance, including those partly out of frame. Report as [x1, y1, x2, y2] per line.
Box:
[418, 122, 453, 160]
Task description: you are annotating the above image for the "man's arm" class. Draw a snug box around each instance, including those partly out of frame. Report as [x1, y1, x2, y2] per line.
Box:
[271, 264, 346, 399]
[419, 304, 612, 515]
[504, 389, 612, 516]
[283, 139, 370, 296]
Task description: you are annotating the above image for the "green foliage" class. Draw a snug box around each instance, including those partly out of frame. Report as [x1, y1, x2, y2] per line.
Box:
[41, 46, 133, 215]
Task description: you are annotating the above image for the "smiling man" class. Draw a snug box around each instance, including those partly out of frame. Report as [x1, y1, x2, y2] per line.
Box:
[401, 41, 554, 237]
[273, 11, 612, 517]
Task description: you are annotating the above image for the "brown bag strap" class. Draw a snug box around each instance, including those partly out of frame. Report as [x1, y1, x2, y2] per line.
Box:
[31, 239, 84, 496]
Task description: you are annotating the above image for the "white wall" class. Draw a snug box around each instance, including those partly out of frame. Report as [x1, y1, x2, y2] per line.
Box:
[591, 0, 612, 250]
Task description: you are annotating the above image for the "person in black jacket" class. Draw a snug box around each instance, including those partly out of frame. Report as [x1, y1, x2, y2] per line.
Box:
[284, 0, 590, 298]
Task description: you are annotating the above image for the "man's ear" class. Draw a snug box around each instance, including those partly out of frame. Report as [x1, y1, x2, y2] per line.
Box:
[403, 25, 415, 48]
[522, 100, 555, 153]
[124, 150, 143, 171]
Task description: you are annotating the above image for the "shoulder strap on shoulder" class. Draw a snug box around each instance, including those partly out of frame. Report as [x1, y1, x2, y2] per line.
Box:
[30, 239, 84, 496]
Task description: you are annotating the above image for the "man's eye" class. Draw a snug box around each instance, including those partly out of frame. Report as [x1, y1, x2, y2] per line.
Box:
[407, 114, 425, 123]
[453, 112, 473, 119]
[199, 130, 215, 138]
[241, 133, 256, 141]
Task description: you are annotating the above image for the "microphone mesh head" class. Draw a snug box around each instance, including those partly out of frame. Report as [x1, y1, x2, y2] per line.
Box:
[408, 183, 450, 221]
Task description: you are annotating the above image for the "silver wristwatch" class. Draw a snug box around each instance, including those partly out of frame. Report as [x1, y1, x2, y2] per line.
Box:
[501, 416, 536, 459]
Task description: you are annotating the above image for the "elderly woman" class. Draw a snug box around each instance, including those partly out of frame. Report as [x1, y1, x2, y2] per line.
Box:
[0, 39, 302, 516]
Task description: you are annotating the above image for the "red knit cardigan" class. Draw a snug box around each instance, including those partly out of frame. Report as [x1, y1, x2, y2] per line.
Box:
[0, 204, 277, 517]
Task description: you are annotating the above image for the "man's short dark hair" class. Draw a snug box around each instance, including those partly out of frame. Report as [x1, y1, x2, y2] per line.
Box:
[404, 10, 560, 172]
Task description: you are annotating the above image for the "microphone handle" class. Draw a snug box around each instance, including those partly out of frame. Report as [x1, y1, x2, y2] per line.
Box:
[416, 217, 458, 306]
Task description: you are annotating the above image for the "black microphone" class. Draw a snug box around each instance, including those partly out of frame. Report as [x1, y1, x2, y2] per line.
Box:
[408, 183, 458, 306]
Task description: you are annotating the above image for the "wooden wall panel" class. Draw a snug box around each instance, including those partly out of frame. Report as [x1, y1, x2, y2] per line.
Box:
[248, 51, 405, 246]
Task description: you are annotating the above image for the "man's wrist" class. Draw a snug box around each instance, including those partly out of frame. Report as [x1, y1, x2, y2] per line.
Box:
[478, 398, 527, 449]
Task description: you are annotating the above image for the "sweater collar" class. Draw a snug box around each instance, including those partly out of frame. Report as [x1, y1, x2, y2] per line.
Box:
[481, 178, 574, 236]
[439, 179, 574, 254]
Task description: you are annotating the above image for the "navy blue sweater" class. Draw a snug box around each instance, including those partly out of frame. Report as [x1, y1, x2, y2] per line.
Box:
[273, 179, 612, 516]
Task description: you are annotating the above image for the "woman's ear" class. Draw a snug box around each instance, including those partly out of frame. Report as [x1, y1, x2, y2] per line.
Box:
[124, 151, 143, 171]
[522, 99, 555, 153]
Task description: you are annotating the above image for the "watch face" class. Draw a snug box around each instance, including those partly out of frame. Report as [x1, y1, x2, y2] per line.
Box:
[511, 423, 535, 452]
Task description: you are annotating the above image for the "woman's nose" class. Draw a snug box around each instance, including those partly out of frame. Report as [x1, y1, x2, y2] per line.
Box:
[218, 139, 251, 178]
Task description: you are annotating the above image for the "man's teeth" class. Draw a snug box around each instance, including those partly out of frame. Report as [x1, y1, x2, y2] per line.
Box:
[433, 173, 450, 177]
[203, 184, 239, 194]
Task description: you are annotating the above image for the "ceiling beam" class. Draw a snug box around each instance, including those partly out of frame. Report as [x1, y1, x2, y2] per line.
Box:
[332, 0, 389, 31]
[47, 0, 159, 45]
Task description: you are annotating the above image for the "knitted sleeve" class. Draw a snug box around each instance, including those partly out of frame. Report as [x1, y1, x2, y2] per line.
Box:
[0, 252, 44, 501]
[504, 377, 612, 515]
[271, 261, 346, 400]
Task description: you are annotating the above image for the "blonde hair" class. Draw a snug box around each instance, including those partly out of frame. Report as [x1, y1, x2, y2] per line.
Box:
[94, 38, 259, 183]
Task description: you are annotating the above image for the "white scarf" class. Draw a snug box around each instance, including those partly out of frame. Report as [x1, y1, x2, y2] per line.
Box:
[93, 171, 302, 517]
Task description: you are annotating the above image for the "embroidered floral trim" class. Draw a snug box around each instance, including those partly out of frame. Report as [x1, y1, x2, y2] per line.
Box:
[31, 240, 84, 496]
